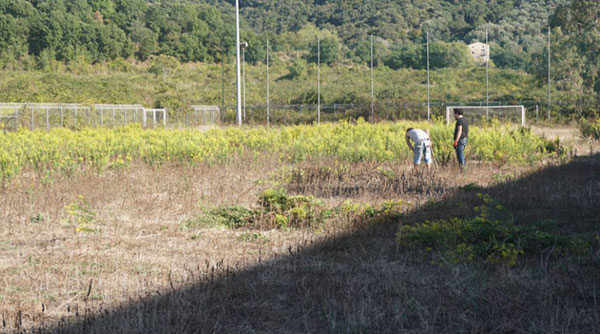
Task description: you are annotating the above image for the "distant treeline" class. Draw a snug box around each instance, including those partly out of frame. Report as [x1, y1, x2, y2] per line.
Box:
[0, 0, 566, 67]
[0, 0, 598, 111]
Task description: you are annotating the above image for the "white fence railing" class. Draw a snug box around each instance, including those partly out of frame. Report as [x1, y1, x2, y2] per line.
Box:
[0, 103, 172, 131]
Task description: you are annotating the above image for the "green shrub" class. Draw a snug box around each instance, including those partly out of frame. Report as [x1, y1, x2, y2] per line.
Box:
[259, 188, 329, 228]
[579, 118, 600, 140]
[183, 205, 254, 229]
[398, 194, 587, 266]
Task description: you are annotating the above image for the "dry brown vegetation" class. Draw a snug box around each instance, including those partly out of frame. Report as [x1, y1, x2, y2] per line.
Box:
[1, 153, 599, 333]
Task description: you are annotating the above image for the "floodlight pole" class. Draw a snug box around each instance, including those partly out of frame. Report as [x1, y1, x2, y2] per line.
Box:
[235, 0, 242, 126]
[486, 28, 489, 121]
[426, 31, 430, 121]
[221, 45, 225, 122]
[266, 39, 270, 126]
[547, 26, 551, 120]
[370, 34, 375, 123]
[242, 44, 246, 121]
[317, 37, 321, 124]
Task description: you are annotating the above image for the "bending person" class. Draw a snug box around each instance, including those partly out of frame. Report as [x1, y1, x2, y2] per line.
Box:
[405, 128, 432, 171]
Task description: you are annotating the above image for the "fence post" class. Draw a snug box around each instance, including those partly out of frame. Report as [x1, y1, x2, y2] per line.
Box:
[30, 107, 34, 131]
[46, 106, 49, 130]
[535, 105, 539, 121]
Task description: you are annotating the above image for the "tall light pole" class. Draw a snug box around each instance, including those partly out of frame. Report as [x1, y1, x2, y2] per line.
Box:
[235, 0, 242, 126]
[485, 28, 489, 121]
[370, 34, 375, 122]
[426, 31, 430, 121]
[242, 42, 247, 121]
[317, 37, 321, 124]
[547, 26, 551, 120]
[221, 45, 225, 121]
[266, 39, 270, 126]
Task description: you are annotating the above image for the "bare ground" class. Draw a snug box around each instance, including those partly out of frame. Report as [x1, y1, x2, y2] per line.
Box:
[0, 154, 599, 333]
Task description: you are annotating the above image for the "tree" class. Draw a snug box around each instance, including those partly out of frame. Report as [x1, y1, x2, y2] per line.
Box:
[308, 37, 339, 65]
[547, 0, 600, 111]
[130, 24, 158, 61]
[428, 41, 471, 69]
[384, 43, 422, 69]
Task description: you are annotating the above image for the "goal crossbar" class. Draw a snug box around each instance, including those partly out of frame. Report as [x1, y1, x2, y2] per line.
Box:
[446, 105, 526, 126]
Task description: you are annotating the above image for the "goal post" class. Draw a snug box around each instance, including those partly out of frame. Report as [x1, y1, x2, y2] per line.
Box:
[446, 105, 526, 126]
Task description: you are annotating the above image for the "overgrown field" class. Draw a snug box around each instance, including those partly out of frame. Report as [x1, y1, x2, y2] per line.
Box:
[0, 121, 563, 181]
[1, 123, 598, 333]
[0, 62, 551, 118]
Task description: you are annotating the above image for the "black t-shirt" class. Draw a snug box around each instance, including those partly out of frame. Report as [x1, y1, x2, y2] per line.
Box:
[454, 117, 468, 140]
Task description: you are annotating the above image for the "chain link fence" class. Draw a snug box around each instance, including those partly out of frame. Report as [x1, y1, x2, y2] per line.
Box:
[0, 100, 582, 131]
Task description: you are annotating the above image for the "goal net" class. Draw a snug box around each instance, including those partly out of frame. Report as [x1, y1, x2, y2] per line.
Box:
[191, 105, 220, 126]
[445, 105, 526, 126]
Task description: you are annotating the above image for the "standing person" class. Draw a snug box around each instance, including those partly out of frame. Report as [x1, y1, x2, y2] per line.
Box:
[405, 128, 432, 171]
[453, 108, 469, 169]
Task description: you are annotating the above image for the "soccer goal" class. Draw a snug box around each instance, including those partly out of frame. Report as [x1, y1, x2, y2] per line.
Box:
[445, 105, 526, 126]
[191, 105, 221, 125]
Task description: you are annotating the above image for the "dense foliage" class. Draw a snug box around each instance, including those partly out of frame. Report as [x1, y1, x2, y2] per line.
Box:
[0, 0, 597, 116]
[399, 193, 587, 266]
[0, 121, 558, 181]
[0, 0, 568, 68]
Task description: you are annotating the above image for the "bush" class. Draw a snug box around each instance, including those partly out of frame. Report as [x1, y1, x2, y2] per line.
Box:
[183, 206, 254, 229]
[579, 118, 600, 140]
[397, 193, 587, 266]
[259, 188, 329, 228]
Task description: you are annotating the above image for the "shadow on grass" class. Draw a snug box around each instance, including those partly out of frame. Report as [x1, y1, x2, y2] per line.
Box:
[28, 155, 600, 333]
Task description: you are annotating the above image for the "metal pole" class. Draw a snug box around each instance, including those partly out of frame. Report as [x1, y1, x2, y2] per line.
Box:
[242, 47, 246, 121]
[46, 106, 49, 130]
[547, 26, 551, 120]
[100, 109, 103, 127]
[370, 34, 375, 123]
[235, 0, 242, 126]
[30, 107, 33, 130]
[266, 39, 270, 126]
[221, 45, 225, 122]
[426, 31, 430, 121]
[486, 28, 489, 121]
[317, 37, 321, 124]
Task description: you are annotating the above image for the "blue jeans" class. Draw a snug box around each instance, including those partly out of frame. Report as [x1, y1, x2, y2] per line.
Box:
[455, 138, 467, 167]
[413, 140, 432, 165]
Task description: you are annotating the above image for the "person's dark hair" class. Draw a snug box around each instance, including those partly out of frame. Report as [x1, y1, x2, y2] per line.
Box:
[454, 108, 464, 116]
[406, 128, 414, 133]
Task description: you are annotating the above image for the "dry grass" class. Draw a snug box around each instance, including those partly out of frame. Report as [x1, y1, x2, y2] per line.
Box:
[1, 153, 599, 333]
[530, 124, 600, 156]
